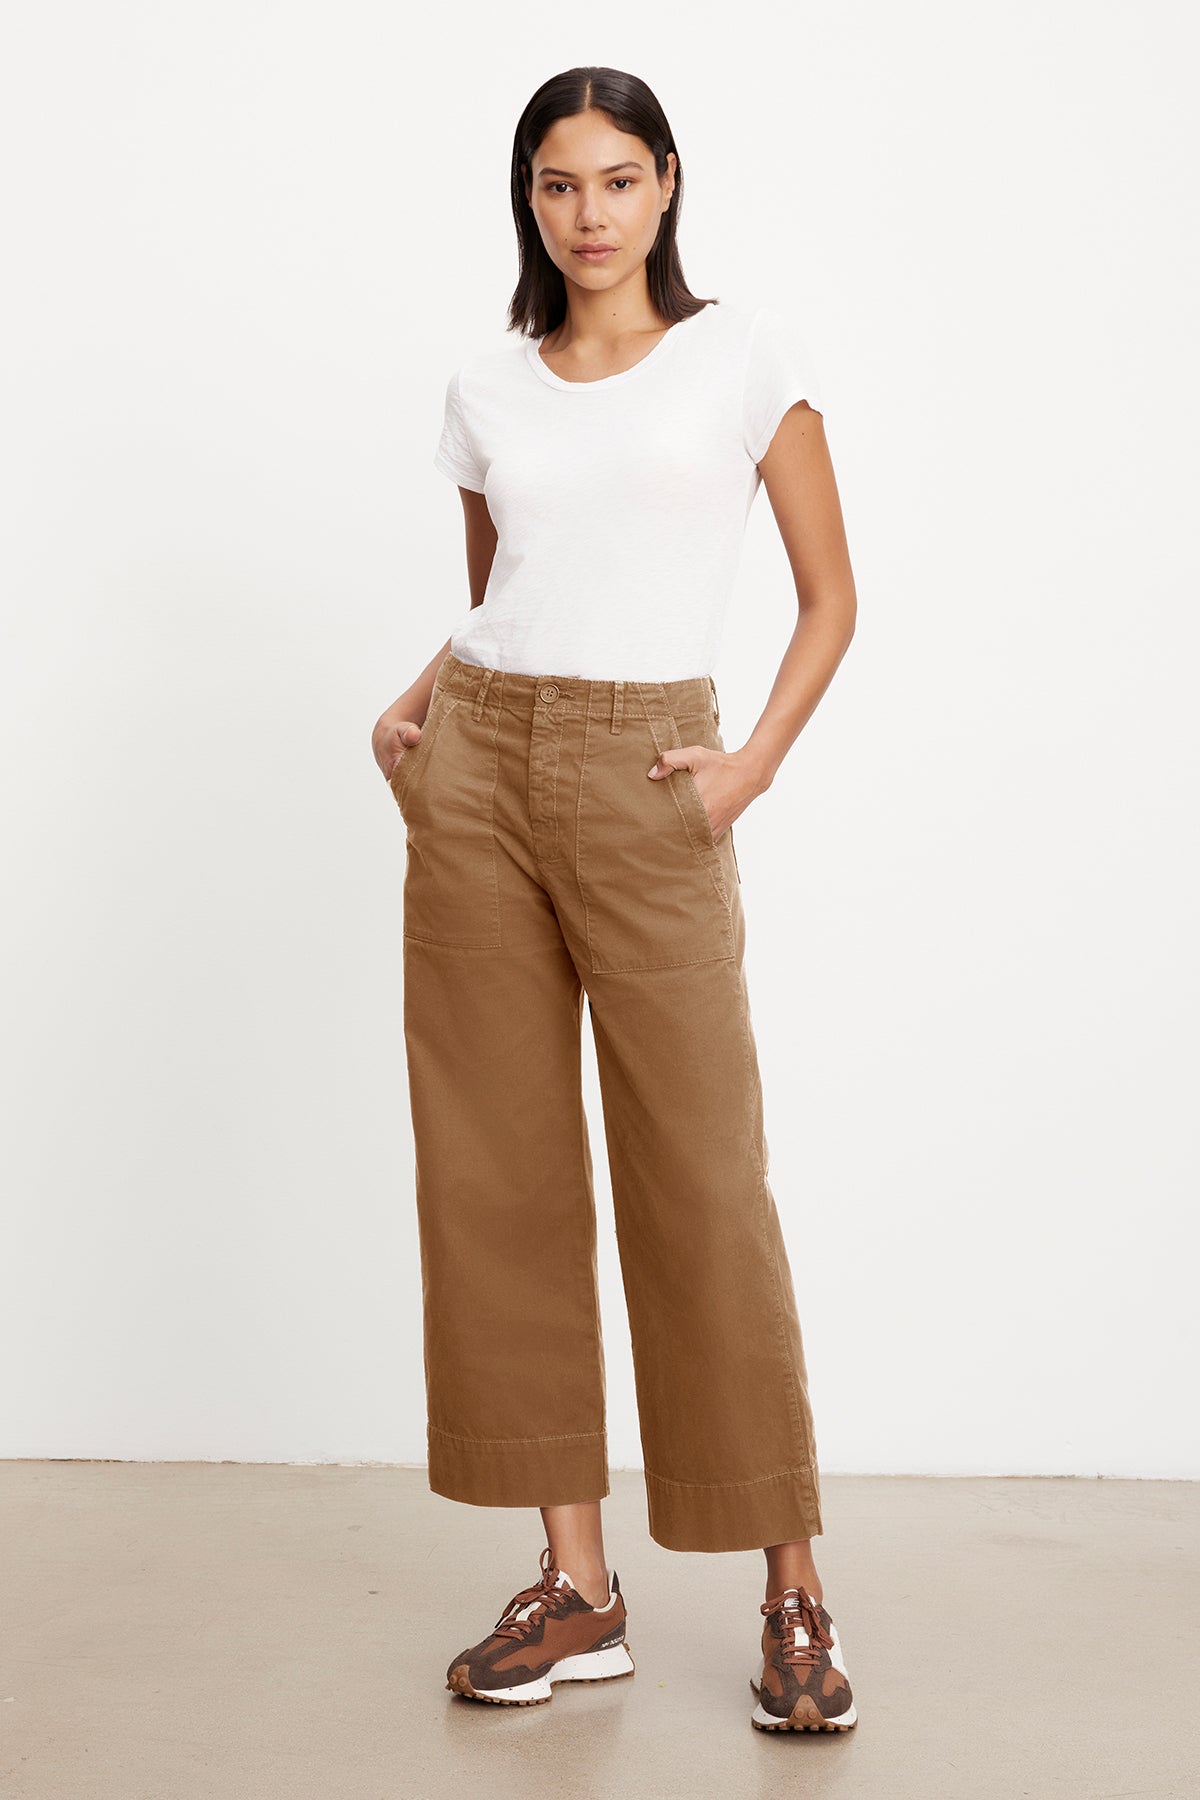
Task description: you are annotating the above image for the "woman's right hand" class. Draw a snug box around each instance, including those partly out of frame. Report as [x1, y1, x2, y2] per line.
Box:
[372, 708, 425, 783]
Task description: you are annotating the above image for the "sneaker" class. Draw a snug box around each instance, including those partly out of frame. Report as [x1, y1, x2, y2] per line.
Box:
[750, 1585, 857, 1731]
[445, 1545, 636, 1706]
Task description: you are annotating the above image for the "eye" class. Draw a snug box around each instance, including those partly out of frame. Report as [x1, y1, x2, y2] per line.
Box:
[542, 177, 636, 195]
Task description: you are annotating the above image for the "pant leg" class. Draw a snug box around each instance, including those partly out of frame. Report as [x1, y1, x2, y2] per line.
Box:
[539, 678, 823, 1553]
[586, 914, 823, 1553]
[395, 665, 608, 1507]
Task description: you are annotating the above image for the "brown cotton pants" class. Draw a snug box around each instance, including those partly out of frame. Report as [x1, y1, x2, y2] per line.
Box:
[389, 650, 822, 1554]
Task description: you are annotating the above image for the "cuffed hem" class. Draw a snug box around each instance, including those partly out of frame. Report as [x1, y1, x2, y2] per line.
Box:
[427, 1423, 610, 1508]
[644, 1462, 823, 1553]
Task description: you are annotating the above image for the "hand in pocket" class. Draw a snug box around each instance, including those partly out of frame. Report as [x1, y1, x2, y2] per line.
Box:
[385, 720, 423, 784]
[646, 743, 764, 842]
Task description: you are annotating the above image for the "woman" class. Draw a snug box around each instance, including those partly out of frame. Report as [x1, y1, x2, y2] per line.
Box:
[372, 66, 858, 1734]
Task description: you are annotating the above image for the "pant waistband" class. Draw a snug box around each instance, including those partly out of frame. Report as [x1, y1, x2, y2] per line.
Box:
[435, 652, 720, 728]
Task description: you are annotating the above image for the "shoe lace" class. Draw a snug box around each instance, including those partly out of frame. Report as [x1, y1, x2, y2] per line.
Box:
[761, 1586, 833, 1669]
[492, 1545, 572, 1641]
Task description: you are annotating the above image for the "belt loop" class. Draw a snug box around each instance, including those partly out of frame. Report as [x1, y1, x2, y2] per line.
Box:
[610, 679, 624, 734]
[472, 667, 495, 720]
[708, 675, 720, 725]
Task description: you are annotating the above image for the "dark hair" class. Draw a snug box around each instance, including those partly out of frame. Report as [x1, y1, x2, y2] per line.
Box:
[507, 66, 718, 339]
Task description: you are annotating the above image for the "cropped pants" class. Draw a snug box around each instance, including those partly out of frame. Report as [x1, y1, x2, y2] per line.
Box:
[390, 650, 822, 1553]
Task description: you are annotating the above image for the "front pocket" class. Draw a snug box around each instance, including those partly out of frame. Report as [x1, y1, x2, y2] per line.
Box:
[401, 699, 502, 949]
[677, 765, 720, 854]
[388, 687, 458, 818]
[575, 712, 734, 975]
[661, 708, 742, 908]
[388, 750, 416, 809]
[658, 713, 730, 895]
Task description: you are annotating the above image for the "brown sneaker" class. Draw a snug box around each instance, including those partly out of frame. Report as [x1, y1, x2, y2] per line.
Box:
[445, 1545, 636, 1706]
[750, 1585, 857, 1731]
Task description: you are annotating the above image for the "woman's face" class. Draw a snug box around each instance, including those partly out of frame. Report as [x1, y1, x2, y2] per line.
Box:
[524, 109, 676, 295]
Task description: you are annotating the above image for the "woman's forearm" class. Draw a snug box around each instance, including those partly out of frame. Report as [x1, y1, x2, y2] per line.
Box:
[740, 588, 857, 791]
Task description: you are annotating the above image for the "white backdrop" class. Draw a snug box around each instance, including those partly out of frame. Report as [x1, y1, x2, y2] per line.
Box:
[2, 3, 1196, 1489]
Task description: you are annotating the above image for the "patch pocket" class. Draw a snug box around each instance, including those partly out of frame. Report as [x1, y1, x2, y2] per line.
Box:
[401, 699, 501, 950]
[576, 712, 735, 975]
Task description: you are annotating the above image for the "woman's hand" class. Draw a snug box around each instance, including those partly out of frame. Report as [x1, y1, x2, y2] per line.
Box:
[647, 744, 772, 842]
[372, 705, 426, 783]
[372, 644, 454, 783]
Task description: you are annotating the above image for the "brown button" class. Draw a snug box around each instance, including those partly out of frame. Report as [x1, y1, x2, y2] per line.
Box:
[538, 683, 560, 702]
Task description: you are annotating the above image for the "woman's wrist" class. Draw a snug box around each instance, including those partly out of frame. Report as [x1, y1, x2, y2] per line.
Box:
[735, 741, 779, 795]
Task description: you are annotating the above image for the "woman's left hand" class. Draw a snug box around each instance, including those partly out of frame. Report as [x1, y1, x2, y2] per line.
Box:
[647, 744, 770, 842]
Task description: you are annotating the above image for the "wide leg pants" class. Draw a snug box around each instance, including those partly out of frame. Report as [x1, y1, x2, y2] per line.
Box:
[390, 651, 822, 1553]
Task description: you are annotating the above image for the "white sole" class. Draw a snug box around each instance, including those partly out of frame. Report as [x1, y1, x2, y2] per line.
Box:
[447, 1640, 636, 1705]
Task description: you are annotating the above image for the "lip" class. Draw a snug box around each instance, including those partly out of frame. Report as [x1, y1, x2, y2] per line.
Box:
[573, 245, 617, 259]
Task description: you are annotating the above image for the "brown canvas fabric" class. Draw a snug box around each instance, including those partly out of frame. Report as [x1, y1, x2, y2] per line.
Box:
[393, 651, 822, 1553]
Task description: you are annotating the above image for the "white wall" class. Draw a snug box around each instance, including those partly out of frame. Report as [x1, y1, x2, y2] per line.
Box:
[2, 2, 1195, 1484]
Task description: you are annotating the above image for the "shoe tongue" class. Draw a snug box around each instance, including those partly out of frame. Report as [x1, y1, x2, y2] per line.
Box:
[780, 1592, 812, 1643]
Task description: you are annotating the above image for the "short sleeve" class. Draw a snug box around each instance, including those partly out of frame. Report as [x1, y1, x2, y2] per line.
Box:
[433, 368, 487, 492]
[742, 307, 825, 464]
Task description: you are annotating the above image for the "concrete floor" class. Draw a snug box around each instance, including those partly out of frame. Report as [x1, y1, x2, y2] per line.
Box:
[0, 1465, 1196, 1800]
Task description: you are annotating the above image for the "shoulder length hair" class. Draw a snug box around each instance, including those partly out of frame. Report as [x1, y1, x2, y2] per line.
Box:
[507, 66, 718, 339]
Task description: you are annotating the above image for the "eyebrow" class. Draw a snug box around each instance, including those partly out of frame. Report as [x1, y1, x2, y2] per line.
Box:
[536, 161, 645, 178]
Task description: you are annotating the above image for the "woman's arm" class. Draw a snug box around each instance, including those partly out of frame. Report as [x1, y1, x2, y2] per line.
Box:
[743, 400, 857, 782]
[457, 487, 499, 609]
[371, 488, 498, 780]
[649, 400, 857, 837]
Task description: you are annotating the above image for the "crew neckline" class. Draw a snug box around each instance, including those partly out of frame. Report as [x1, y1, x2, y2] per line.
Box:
[525, 304, 714, 391]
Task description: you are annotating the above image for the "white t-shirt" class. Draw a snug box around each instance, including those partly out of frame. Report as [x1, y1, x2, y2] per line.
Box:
[433, 300, 824, 681]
